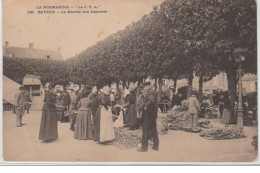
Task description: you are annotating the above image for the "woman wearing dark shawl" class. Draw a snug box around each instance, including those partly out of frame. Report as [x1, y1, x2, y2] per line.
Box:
[221, 93, 232, 124]
[123, 85, 137, 130]
[39, 84, 58, 141]
[74, 90, 93, 140]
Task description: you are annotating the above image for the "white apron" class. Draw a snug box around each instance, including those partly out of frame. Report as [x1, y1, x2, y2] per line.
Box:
[100, 106, 115, 142]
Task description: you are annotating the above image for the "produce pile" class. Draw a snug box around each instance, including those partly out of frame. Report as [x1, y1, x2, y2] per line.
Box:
[167, 109, 191, 130]
[114, 127, 141, 149]
[205, 106, 219, 119]
[182, 126, 201, 133]
[199, 125, 245, 140]
[167, 108, 202, 133]
[198, 121, 213, 129]
[157, 116, 169, 135]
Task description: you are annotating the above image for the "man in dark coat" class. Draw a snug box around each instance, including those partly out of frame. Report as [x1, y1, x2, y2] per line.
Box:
[89, 86, 99, 131]
[137, 80, 159, 152]
[171, 93, 182, 108]
[62, 89, 71, 110]
[60, 89, 71, 122]
[24, 89, 32, 114]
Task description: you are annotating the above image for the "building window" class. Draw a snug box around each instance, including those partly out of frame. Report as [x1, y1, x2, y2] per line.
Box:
[8, 53, 14, 58]
[45, 55, 51, 59]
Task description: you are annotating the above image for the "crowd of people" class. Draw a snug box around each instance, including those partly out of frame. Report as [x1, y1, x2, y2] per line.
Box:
[168, 87, 250, 128]
[13, 79, 160, 152]
[13, 79, 252, 152]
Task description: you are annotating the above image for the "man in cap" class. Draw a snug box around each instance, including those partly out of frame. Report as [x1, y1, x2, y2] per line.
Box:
[14, 86, 27, 127]
[137, 79, 159, 152]
[188, 91, 200, 128]
[60, 88, 71, 122]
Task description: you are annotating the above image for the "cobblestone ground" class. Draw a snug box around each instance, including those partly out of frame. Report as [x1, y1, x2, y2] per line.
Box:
[2, 111, 258, 163]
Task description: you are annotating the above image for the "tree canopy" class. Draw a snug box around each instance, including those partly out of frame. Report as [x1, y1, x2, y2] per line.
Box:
[3, 0, 256, 99]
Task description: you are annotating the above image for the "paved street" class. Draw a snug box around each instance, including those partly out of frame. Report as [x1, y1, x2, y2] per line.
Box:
[3, 111, 258, 162]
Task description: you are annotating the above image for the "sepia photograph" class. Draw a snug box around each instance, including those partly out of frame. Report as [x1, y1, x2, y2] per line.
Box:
[1, 0, 258, 164]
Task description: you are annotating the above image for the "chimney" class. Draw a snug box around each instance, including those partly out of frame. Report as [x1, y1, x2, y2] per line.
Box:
[5, 42, 9, 47]
[29, 43, 34, 49]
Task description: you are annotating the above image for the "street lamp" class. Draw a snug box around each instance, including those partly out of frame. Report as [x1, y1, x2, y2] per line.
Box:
[234, 48, 247, 128]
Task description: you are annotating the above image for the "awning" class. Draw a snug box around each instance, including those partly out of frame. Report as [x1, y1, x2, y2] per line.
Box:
[23, 75, 41, 85]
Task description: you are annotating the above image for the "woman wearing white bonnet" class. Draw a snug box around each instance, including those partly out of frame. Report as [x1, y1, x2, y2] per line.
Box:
[93, 85, 115, 143]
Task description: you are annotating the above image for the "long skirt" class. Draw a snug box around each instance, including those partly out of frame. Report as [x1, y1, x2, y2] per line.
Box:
[93, 106, 115, 142]
[39, 110, 58, 141]
[93, 107, 101, 141]
[124, 104, 137, 126]
[74, 110, 93, 140]
[222, 108, 232, 124]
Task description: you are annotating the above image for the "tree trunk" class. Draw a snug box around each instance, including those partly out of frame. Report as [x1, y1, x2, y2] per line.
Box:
[226, 67, 237, 124]
[154, 78, 158, 91]
[198, 76, 203, 103]
[158, 78, 163, 102]
[173, 77, 177, 93]
[187, 74, 193, 99]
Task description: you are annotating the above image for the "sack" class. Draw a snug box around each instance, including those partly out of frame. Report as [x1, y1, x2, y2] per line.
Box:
[114, 110, 124, 127]
[156, 115, 168, 135]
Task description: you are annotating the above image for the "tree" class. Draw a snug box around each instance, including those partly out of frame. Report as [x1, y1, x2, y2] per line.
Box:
[3, 57, 71, 86]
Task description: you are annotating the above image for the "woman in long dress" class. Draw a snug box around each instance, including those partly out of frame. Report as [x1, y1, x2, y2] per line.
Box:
[218, 95, 225, 119]
[93, 86, 115, 143]
[136, 85, 145, 129]
[39, 84, 58, 141]
[123, 86, 137, 130]
[74, 91, 93, 140]
[222, 94, 232, 124]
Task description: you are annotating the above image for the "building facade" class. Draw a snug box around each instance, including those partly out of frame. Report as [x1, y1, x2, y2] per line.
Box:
[3, 42, 62, 61]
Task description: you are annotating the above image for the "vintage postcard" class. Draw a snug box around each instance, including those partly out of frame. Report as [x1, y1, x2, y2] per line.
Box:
[1, 0, 259, 164]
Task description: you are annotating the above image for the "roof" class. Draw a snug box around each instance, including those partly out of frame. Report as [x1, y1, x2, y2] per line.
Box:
[3, 46, 62, 61]
[3, 75, 21, 105]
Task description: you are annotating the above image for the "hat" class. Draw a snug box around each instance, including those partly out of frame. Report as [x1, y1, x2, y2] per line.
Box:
[19, 86, 26, 90]
[143, 79, 151, 85]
